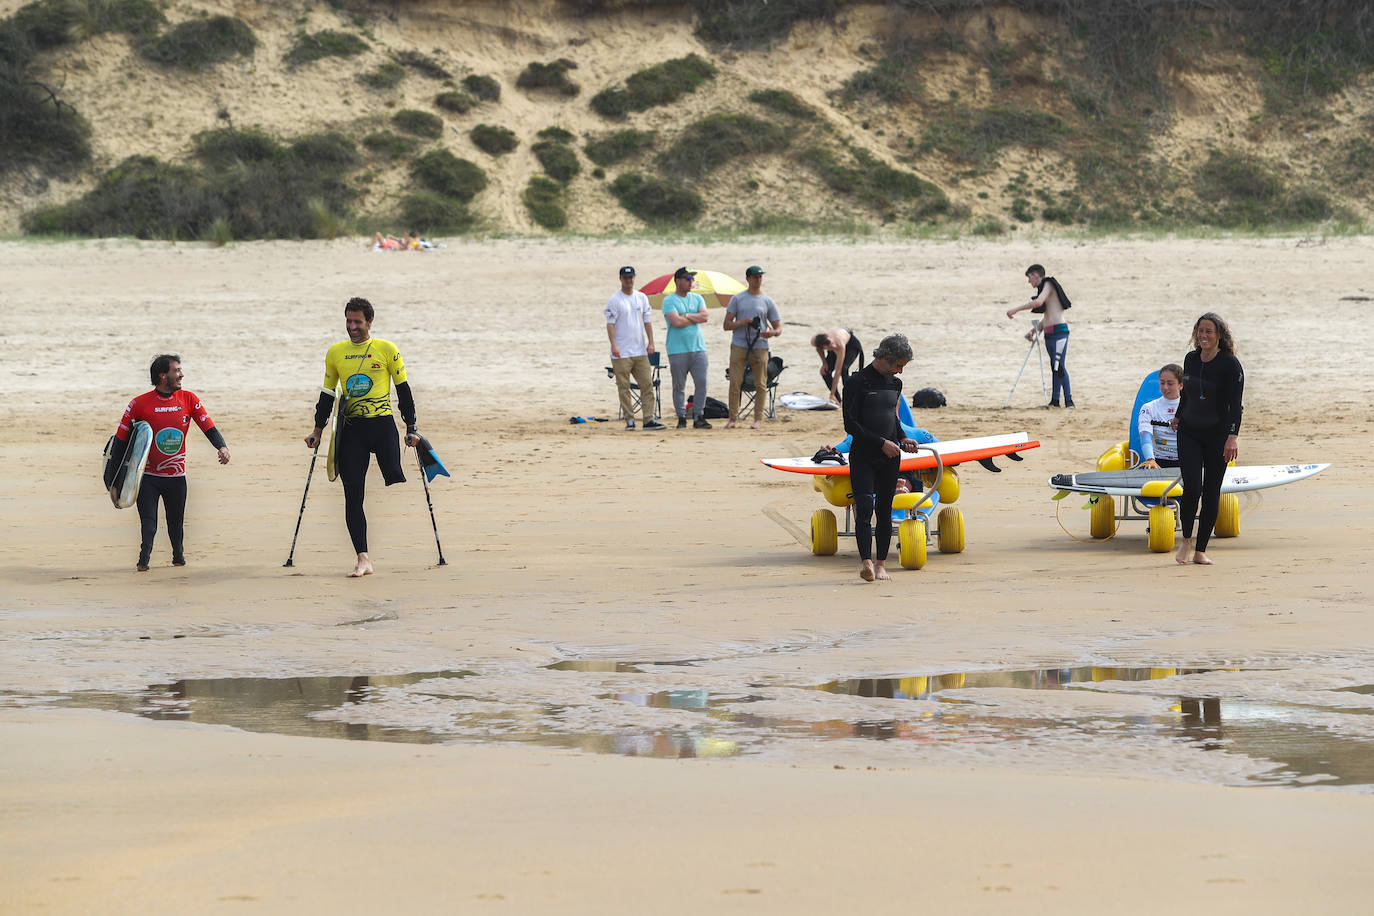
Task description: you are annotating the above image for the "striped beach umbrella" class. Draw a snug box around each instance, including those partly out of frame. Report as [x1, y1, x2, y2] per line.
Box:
[638, 269, 746, 309]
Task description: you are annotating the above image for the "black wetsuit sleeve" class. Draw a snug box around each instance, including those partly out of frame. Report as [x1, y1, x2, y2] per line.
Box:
[204, 426, 227, 450]
[102, 435, 129, 488]
[1223, 354, 1244, 436]
[396, 381, 416, 429]
[1176, 349, 1195, 419]
[314, 390, 336, 430]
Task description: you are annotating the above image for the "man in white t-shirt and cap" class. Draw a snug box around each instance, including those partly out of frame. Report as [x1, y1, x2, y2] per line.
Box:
[605, 265, 666, 431]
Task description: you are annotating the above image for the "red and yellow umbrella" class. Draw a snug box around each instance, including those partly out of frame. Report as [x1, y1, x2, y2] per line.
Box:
[638, 269, 745, 309]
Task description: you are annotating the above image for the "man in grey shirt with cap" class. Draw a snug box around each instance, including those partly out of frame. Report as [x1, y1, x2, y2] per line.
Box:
[722, 265, 782, 429]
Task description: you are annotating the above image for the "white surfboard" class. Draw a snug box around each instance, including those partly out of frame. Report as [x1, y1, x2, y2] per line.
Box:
[326, 385, 345, 483]
[763, 432, 1039, 476]
[107, 420, 153, 509]
[779, 392, 838, 411]
[1049, 463, 1330, 497]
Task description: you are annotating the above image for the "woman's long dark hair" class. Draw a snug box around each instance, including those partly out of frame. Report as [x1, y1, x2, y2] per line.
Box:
[1191, 312, 1236, 354]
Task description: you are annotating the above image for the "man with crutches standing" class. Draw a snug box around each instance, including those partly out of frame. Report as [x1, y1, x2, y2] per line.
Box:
[303, 297, 421, 578]
[1006, 263, 1074, 407]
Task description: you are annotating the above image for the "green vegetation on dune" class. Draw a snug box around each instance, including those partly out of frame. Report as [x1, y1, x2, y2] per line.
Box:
[523, 175, 568, 230]
[362, 131, 418, 159]
[398, 190, 478, 234]
[799, 146, 948, 223]
[463, 74, 501, 101]
[0, 37, 91, 174]
[610, 172, 703, 225]
[657, 112, 790, 178]
[358, 61, 405, 89]
[392, 109, 444, 139]
[590, 54, 717, 118]
[840, 37, 922, 104]
[140, 15, 255, 71]
[23, 127, 360, 240]
[394, 50, 451, 80]
[434, 90, 477, 114]
[470, 124, 519, 155]
[920, 107, 1069, 164]
[8, 0, 1374, 238]
[585, 130, 656, 167]
[409, 150, 487, 201]
[284, 29, 367, 68]
[517, 58, 580, 96]
[1192, 150, 1331, 227]
[748, 89, 817, 120]
[533, 138, 581, 184]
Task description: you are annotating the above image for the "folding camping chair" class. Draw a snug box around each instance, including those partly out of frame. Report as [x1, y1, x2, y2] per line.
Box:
[727, 354, 786, 420]
[605, 351, 662, 421]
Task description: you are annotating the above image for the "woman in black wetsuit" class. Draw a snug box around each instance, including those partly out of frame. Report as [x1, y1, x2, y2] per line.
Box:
[842, 333, 920, 582]
[1173, 312, 1243, 566]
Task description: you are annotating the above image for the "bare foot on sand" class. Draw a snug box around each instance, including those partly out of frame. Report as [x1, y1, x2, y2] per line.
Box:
[874, 563, 891, 581]
[349, 554, 374, 578]
[1192, 551, 1214, 566]
[750, 420, 762, 429]
[860, 560, 875, 582]
[725, 420, 737, 429]
[1176, 538, 1193, 565]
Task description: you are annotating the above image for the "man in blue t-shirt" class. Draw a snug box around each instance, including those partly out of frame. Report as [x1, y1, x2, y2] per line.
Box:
[722, 265, 782, 429]
[662, 266, 712, 429]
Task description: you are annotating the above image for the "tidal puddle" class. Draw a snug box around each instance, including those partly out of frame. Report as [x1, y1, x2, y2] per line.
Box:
[8, 664, 1374, 787]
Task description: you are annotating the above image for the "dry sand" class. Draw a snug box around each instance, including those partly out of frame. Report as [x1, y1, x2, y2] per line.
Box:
[3, 234, 1374, 913]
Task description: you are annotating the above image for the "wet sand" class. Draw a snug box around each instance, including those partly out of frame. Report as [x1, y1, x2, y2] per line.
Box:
[3, 235, 1374, 912]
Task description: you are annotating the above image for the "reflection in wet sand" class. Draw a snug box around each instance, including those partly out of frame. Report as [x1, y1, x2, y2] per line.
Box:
[9, 664, 1374, 787]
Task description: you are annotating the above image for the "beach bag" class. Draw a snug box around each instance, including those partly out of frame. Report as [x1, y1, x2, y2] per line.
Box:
[687, 395, 729, 419]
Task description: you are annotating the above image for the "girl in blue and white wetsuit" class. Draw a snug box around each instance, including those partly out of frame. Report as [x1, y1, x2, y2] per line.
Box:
[1136, 363, 1183, 469]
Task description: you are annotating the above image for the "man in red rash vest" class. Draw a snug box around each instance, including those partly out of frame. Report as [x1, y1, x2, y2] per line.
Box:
[103, 354, 230, 571]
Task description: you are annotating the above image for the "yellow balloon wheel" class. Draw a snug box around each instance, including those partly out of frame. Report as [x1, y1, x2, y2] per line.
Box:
[936, 506, 965, 554]
[816, 474, 854, 508]
[920, 467, 960, 504]
[1097, 441, 1130, 472]
[1215, 493, 1240, 538]
[898, 518, 927, 570]
[810, 509, 838, 556]
[1147, 504, 1176, 552]
[1089, 495, 1116, 538]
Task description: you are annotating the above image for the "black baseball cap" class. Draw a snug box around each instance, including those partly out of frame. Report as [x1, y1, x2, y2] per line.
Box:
[619, 265, 635, 277]
[673, 266, 695, 280]
[745, 265, 764, 277]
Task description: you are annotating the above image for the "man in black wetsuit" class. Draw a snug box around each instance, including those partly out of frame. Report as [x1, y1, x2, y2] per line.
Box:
[842, 333, 920, 582]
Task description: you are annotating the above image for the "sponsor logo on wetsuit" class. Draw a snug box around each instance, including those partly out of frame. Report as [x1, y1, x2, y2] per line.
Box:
[345, 373, 374, 398]
[156, 428, 185, 455]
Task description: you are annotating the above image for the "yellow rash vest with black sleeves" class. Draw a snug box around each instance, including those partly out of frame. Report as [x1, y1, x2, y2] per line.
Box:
[321, 338, 408, 419]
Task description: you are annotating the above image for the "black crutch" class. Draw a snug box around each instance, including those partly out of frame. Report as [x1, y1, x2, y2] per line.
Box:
[283, 437, 321, 567]
[416, 447, 447, 566]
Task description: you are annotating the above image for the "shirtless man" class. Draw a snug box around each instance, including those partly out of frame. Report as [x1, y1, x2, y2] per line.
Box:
[811, 327, 864, 406]
[1006, 263, 1074, 407]
[304, 297, 421, 577]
